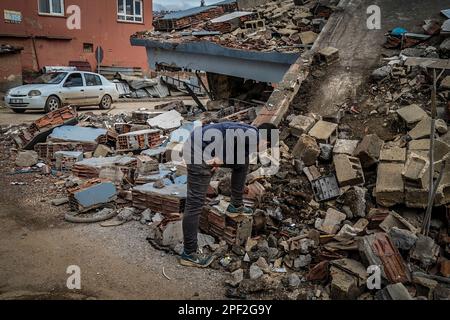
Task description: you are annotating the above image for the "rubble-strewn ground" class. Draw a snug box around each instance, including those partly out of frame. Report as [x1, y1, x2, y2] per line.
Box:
[1, 0, 450, 301]
[0, 100, 225, 300]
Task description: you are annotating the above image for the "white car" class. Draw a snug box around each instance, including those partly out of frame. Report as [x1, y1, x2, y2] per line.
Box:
[5, 71, 120, 113]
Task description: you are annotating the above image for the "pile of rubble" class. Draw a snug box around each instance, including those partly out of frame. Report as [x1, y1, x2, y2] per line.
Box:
[133, 0, 336, 53]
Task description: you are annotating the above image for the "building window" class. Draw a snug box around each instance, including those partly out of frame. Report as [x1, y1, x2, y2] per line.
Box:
[38, 0, 65, 16]
[117, 0, 143, 23]
[83, 43, 94, 53]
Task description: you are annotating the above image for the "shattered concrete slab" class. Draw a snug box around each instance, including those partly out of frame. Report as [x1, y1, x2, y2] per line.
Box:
[410, 235, 440, 268]
[333, 139, 359, 156]
[333, 154, 365, 187]
[374, 163, 405, 207]
[408, 117, 433, 140]
[402, 152, 429, 189]
[72, 156, 137, 179]
[308, 120, 338, 144]
[292, 134, 320, 166]
[396, 104, 428, 127]
[147, 110, 184, 131]
[379, 146, 406, 163]
[288, 115, 316, 137]
[377, 283, 413, 300]
[15, 150, 39, 167]
[317, 208, 346, 235]
[353, 134, 383, 168]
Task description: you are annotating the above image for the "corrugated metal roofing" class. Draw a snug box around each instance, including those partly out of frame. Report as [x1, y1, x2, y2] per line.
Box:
[161, 6, 219, 20]
[160, 0, 236, 20]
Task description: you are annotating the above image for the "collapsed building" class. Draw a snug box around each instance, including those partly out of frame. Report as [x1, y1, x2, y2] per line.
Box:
[0, 0, 450, 301]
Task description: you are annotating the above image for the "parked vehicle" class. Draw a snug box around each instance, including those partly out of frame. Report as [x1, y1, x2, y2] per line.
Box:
[5, 71, 120, 113]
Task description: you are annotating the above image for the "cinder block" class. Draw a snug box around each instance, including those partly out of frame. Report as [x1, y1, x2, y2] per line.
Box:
[353, 134, 383, 168]
[333, 154, 365, 187]
[374, 163, 405, 207]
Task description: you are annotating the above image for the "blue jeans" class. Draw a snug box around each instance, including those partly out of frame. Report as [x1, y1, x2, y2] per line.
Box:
[182, 162, 249, 254]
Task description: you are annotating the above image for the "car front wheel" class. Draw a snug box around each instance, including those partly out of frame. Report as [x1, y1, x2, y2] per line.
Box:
[99, 95, 112, 110]
[45, 96, 61, 113]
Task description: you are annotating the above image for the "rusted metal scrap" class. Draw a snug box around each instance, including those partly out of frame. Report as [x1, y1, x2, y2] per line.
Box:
[68, 178, 117, 213]
[11, 106, 78, 150]
[358, 233, 411, 284]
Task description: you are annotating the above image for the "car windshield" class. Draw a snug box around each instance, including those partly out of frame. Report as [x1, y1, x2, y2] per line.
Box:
[33, 72, 68, 84]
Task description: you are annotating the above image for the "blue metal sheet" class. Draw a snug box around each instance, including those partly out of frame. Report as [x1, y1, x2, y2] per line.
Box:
[49, 126, 107, 143]
[73, 182, 117, 209]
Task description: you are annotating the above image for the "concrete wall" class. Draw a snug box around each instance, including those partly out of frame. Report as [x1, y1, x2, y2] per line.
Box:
[0, 0, 153, 72]
[0, 52, 23, 92]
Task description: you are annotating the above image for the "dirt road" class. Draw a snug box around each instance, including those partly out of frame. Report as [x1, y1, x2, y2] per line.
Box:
[0, 97, 208, 126]
[0, 148, 225, 300]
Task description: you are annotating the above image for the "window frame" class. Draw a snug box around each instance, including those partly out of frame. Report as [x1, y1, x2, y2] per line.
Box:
[84, 73, 103, 87]
[38, 0, 65, 17]
[64, 72, 85, 88]
[117, 0, 144, 24]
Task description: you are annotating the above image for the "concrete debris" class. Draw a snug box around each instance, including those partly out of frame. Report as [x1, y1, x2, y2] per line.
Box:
[333, 139, 359, 156]
[388, 227, 418, 251]
[379, 146, 406, 163]
[396, 104, 428, 127]
[147, 110, 184, 131]
[353, 134, 383, 168]
[317, 208, 346, 235]
[377, 283, 413, 300]
[249, 264, 264, 280]
[2, 3, 450, 302]
[15, 150, 39, 167]
[55, 151, 84, 172]
[333, 154, 365, 187]
[308, 120, 338, 144]
[374, 163, 405, 207]
[410, 235, 440, 267]
[289, 115, 316, 137]
[292, 134, 320, 166]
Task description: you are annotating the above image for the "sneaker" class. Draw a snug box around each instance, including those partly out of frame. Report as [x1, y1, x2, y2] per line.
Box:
[179, 251, 215, 268]
[226, 204, 253, 216]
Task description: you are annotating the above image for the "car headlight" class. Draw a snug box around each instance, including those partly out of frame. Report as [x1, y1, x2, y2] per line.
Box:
[5, 89, 11, 96]
[28, 90, 42, 97]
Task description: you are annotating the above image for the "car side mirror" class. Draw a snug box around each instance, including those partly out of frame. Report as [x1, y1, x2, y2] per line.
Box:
[64, 82, 72, 87]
